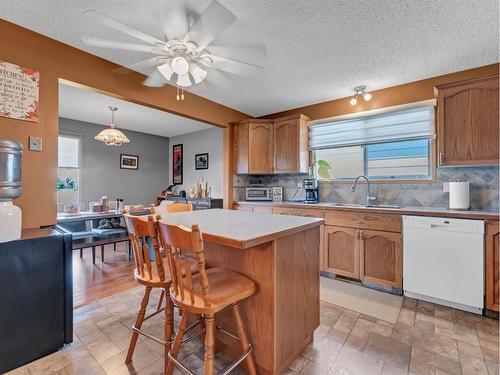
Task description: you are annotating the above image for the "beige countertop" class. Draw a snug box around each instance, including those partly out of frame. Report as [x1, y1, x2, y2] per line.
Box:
[162, 208, 324, 249]
[234, 200, 500, 221]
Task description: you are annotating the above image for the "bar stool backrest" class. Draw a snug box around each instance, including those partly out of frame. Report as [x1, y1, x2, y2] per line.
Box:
[123, 210, 166, 282]
[151, 203, 193, 217]
[157, 221, 210, 306]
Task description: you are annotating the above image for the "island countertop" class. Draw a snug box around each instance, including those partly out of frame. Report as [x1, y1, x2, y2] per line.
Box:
[162, 208, 324, 249]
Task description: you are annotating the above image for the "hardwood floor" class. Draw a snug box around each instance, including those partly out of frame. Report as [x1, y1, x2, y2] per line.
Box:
[73, 242, 136, 309]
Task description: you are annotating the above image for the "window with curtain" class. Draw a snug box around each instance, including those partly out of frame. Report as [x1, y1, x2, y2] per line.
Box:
[57, 134, 81, 205]
[310, 101, 435, 181]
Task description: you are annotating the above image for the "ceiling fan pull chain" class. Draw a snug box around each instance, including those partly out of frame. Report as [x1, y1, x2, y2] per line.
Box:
[176, 86, 180, 101]
[181, 88, 185, 101]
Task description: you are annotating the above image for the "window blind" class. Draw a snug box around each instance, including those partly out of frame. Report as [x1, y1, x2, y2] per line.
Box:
[309, 102, 435, 150]
[58, 135, 81, 168]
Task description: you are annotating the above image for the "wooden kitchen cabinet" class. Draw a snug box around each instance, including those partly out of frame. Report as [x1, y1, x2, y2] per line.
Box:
[272, 207, 297, 215]
[233, 121, 249, 174]
[359, 229, 402, 288]
[486, 221, 499, 312]
[248, 122, 274, 173]
[436, 74, 499, 166]
[325, 226, 359, 279]
[273, 115, 309, 174]
[232, 114, 309, 174]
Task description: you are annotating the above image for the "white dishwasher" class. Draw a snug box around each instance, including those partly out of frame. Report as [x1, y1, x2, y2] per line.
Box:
[403, 215, 484, 314]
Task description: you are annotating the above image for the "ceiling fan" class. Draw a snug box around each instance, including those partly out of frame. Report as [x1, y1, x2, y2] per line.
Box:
[82, 1, 266, 100]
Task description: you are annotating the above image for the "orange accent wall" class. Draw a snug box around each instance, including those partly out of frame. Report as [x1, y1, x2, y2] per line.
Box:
[0, 20, 248, 229]
[261, 64, 499, 120]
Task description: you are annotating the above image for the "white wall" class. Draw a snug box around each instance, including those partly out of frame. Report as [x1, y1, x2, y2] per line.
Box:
[168, 127, 223, 198]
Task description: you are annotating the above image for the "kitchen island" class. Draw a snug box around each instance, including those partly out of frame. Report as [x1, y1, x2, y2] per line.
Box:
[162, 209, 324, 375]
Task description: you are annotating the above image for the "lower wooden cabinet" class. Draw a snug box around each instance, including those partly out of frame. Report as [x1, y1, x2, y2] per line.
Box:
[486, 221, 500, 312]
[359, 229, 402, 288]
[325, 226, 359, 279]
[325, 226, 402, 288]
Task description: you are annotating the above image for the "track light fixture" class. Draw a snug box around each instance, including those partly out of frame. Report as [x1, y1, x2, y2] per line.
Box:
[350, 86, 372, 106]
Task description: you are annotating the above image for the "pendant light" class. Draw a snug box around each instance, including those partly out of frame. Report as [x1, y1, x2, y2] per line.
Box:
[95, 107, 130, 146]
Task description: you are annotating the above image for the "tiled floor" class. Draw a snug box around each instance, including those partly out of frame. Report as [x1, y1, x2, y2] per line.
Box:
[7, 286, 500, 375]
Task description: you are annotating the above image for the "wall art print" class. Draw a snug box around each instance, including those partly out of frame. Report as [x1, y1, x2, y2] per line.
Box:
[0, 60, 40, 122]
[172, 144, 183, 185]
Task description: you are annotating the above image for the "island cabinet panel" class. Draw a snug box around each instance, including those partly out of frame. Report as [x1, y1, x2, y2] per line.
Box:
[202, 227, 320, 375]
[325, 226, 359, 279]
[436, 74, 499, 166]
[248, 122, 274, 174]
[486, 221, 500, 312]
[233, 122, 249, 174]
[359, 229, 402, 288]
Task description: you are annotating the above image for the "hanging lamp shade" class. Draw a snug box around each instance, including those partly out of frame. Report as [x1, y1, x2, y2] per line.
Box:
[95, 107, 130, 146]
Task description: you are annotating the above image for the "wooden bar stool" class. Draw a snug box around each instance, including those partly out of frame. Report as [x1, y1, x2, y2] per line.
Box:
[122, 211, 197, 373]
[157, 220, 258, 375]
[150, 202, 193, 310]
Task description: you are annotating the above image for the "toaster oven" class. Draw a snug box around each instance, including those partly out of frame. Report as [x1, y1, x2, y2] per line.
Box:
[245, 187, 272, 201]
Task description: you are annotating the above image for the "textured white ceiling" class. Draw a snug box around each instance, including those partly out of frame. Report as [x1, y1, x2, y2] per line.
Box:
[59, 83, 212, 137]
[2, 0, 498, 117]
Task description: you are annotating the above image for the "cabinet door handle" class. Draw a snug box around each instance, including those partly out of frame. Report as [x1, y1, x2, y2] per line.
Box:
[359, 230, 364, 240]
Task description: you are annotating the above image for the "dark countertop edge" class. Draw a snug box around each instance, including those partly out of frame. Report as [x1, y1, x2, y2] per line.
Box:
[233, 201, 500, 221]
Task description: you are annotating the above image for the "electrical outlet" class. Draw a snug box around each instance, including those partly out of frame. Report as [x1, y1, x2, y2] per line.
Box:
[297, 182, 303, 189]
[443, 182, 450, 193]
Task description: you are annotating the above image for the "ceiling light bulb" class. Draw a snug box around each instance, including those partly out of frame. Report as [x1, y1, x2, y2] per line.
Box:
[363, 92, 372, 101]
[157, 62, 174, 81]
[350, 96, 358, 106]
[171, 57, 189, 75]
[190, 63, 207, 84]
[177, 73, 192, 87]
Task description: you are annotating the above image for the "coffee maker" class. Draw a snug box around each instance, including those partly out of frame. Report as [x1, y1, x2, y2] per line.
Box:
[303, 178, 319, 204]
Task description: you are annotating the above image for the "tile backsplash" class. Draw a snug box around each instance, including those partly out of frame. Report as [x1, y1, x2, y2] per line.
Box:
[234, 166, 499, 211]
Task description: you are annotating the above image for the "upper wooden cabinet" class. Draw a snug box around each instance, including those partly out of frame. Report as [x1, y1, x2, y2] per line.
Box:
[232, 114, 310, 174]
[435, 74, 499, 166]
[248, 122, 274, 174]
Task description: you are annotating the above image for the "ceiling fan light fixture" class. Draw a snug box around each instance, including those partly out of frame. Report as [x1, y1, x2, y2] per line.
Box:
[171, 56, 190, 75]
[190, 63, 207, 84]
[177, 73, 192, 87]
[351, 86, 372, 105]
[157, 62, 174, 81]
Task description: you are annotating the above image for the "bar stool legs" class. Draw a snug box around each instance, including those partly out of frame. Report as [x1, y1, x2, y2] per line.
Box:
[166, 313, 189, 375]
[204, 314, 216, 375]
[232, 304, 257, 375]
[126, 287, 151, 364]
[156, 290, 165, 311]
[164, 295, 174, 372]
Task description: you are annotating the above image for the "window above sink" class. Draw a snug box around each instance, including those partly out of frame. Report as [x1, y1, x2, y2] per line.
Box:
[309, 100, 435, 183]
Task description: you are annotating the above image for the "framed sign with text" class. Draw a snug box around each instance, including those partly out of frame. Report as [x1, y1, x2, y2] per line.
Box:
[0, 60, 40, 122]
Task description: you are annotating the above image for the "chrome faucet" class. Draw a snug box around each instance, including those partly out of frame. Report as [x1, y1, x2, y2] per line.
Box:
[351, 175, 377, 206]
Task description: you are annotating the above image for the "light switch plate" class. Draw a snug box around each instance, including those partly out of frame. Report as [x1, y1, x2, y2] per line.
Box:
[29, 136, 42, 152]
[443, 182, 450, 192]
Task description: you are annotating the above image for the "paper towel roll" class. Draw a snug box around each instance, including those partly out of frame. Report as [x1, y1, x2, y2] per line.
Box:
[449, 181, 470, 210]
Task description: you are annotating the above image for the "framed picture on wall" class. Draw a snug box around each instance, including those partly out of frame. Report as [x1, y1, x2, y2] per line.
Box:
[120, 154, 139, 170]
[172, 144, 183, 184]
[195, 153, 209, 170]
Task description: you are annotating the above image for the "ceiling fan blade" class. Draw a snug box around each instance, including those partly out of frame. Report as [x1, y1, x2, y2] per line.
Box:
[184, 1, 236, 51]
[159, 0, 193, 40]
[82, 36, 162, 54]
[143, 70, 168, 87]
[84, 9, 165, 46]
[208, 55, 264, 77]
[208, 45, 267, 65]
[113, 56, 168, 74]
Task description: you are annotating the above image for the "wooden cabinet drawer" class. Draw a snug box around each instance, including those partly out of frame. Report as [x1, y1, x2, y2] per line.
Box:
[272, 207, 297, 215]
[252, 206, 274, 214]
[325, 211, 401, 232]
[296, 209, 325, 218]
